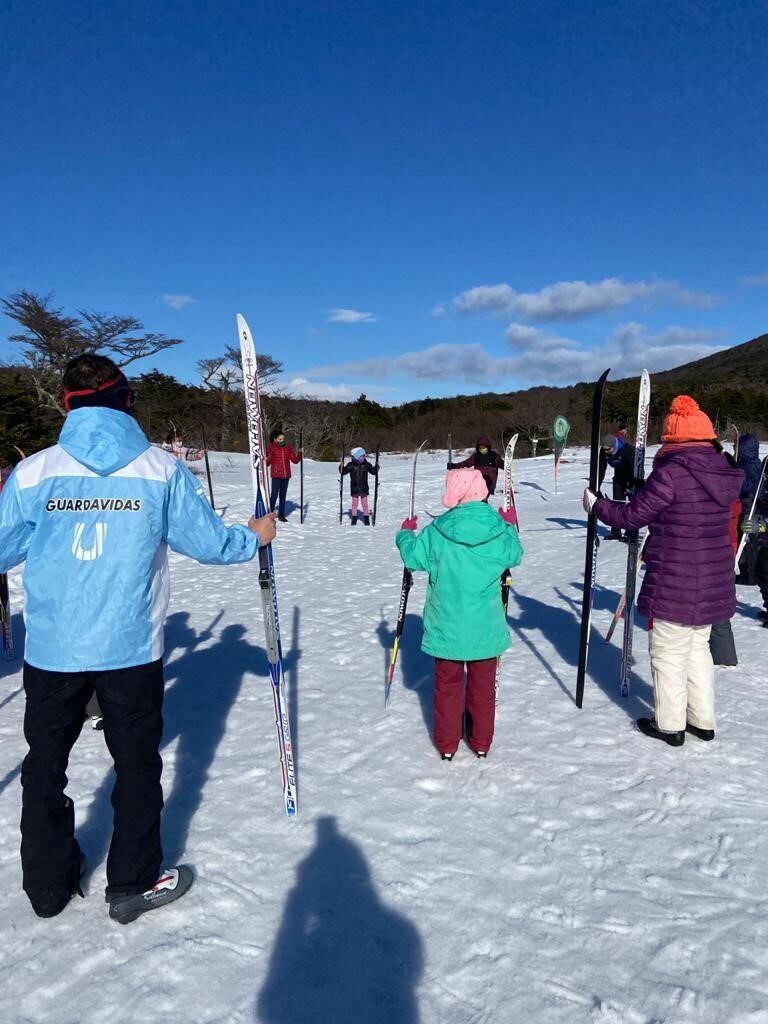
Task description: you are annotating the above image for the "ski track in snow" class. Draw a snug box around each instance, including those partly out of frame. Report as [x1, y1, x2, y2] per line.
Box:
[2, 447, 768, 1024]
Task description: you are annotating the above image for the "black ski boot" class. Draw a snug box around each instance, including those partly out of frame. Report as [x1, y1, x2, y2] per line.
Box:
[108, 866, 194, 925]
[440, 752, 454, 761]
[686, 723, 715, 741]
[364, 516, 371, 526]
[636, 717, 684, 746]
[350, 517, 358, 526]
[31, 848, 86, 919]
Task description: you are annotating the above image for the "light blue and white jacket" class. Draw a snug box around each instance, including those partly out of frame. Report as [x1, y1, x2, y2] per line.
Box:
[0, 407, 260, 672]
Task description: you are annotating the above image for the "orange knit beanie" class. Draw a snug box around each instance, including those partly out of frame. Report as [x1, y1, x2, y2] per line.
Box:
[661, 395, 716, 443]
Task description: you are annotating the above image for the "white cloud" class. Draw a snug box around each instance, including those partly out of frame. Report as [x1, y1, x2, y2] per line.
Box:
[297, 322, 725, 392]
[449, 277, 718, 322]
[327, 308, 378, 324]
[161, 293, 196, 310]
[288, 377, 357, 401]
[505, 323, 581, 351]
[744, 272, 768, 286]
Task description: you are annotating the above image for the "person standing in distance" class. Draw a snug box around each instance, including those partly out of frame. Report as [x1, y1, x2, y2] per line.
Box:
[448, 436, 504, 497]
[0, 354, 276, 924]
[266, 429, 302, 522]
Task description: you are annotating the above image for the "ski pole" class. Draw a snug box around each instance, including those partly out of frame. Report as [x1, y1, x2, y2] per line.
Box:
[372, 444, 381, 526]
[299, 429, 304, 525]
[199, 422, 215, 509]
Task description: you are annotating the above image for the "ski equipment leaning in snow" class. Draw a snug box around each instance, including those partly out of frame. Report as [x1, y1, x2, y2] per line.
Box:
[495, 433, 520, 706]
[618, 369, 650, 698]
[372, 444, 381, 525]
[237, 314, 297, 817]
[576, 369, 610, 709]
[199, 422, 216, 509]
[338, 444, 345, 524]
[386, 440, 428, 705]
[299, 429, 305, 524]
[552, 416, 570, 494]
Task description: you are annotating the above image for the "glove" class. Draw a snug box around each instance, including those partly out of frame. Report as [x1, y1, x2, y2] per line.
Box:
[401, 517, 418, 531]
[583, 488, 598, 514]
[499, 508, 517, 526]
[446, 461, 454, 470]
[740, 518, 767, 536]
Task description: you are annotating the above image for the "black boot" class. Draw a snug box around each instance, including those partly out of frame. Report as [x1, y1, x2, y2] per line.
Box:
[30, 848, 86, 919]
[636, 717, 685, 746]
[440, 752, 454, 761]
[350, 516, 357, 526]
[364, 516, 371, 526]
[686, 723, 715, 741]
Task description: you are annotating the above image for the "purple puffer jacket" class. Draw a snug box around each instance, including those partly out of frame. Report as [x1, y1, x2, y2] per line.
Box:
[594, 445, 744, 626]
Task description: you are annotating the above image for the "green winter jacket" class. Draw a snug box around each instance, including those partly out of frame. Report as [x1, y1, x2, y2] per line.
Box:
[395, 502, 523, 662]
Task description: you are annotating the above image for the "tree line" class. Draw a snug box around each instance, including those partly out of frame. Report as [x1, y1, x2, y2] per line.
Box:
[2, 292, 766, 464]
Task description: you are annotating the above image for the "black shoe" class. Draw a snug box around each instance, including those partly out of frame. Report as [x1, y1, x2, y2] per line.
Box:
[636, 717, 685, 746]
[30, 849, 86, 919]
[108, 866, 194, 925]
[758, 610, 768, 621]
[350, 517, 357, 526]
[363, 516, 371, 526]
[686, 723, 715, 741]
[440, 752, 454, 761]
[474, 751, 488, 759]
[278, 515, 288, 523]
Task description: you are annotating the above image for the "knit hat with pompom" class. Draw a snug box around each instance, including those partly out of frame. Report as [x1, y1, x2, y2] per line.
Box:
[661, 395, 716, 443]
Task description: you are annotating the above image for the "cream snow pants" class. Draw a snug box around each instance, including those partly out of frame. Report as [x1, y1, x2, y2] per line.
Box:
[649, 619, 715, 733]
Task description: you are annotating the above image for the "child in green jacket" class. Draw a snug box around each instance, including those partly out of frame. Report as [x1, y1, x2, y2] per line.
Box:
[396, 468, 523, 759]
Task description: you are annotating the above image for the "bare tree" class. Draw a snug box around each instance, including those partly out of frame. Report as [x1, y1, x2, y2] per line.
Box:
[3, 291, 183, 414]
[224, 344, 283, 390]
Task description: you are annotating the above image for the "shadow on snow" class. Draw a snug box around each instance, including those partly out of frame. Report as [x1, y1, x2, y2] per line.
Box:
[256, 816, 423, 1024]
[376, 611, 433, 737]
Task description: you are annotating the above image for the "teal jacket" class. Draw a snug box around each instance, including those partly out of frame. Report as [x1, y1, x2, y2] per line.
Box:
[395, 502, 523, 661]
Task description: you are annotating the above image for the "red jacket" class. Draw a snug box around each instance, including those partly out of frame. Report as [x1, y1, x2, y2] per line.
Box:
[266, 443, 301, 479]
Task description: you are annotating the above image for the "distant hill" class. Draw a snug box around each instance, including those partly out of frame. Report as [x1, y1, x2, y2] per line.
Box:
[2, 333, 766, 461]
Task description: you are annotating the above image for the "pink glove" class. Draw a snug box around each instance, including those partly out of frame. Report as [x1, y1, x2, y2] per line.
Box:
[401, 517, 418, 531]
[499, 508, 517, 526]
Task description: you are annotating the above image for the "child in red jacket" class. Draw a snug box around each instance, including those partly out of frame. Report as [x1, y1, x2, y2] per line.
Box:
[266, 430, 302, 522]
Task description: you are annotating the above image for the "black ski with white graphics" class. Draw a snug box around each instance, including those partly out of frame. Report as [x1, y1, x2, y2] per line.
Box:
[576, 368, 610, 709]
[619, 370, 650, 698]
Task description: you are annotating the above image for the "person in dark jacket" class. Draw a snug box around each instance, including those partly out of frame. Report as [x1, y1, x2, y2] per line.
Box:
[735, 433, 767, 598]
[598, 433, 637, 540]
[448, 436, 504, 496]
[266, 429, 302, 522]
[340, 446, 378, 525]
[584, 395, 743, 747]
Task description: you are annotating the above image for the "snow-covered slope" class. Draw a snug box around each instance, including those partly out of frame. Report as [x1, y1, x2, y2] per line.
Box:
[2, 446, 767, 1024]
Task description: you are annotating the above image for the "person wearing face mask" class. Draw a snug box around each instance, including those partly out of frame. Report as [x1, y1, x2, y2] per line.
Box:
[447, 436, 505, 497]
[266, 429, 303, 522]
[340, 446, 379, 525]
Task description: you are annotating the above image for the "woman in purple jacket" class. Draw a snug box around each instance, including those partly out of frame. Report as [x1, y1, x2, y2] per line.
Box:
[584, 396, 743, 747]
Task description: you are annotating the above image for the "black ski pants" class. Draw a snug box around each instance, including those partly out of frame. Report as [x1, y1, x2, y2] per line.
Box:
[270, 477, 289, 518]
[21, 659, 164, 909]
[756, 545, 768, 612]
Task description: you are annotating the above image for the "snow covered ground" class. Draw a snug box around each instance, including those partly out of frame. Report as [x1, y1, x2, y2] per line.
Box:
[2, 445, 768, 1024]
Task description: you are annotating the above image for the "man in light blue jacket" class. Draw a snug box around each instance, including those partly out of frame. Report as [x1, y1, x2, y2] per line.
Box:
[0, 354, 275, 923]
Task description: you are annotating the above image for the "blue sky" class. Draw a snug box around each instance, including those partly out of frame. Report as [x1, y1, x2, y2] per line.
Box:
[1, 0, 766, 403]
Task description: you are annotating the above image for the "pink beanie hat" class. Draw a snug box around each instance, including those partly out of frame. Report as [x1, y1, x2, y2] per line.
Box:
[442, 468, 488, 509]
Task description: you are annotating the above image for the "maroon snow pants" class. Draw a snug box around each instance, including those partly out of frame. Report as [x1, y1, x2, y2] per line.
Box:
[434, 657, 496, 756]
